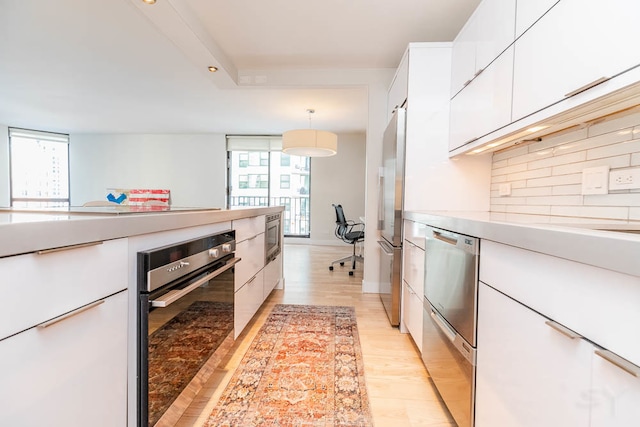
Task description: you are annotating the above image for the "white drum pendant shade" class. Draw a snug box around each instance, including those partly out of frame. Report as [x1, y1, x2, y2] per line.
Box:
[282, 129, 337, 157]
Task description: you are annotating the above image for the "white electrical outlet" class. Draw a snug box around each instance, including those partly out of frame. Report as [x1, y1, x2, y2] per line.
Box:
[609, 167, 640, 190]
[498, 183, 511, 196]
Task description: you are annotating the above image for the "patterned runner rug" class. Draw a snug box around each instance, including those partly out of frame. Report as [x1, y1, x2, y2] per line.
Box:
[205, 304, 374, 427]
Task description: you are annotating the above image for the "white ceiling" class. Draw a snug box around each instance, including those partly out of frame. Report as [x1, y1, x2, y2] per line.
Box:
[0, 0, 480, 135]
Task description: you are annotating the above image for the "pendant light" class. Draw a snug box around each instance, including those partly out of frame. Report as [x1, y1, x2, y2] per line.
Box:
[282, 109, 337, 157]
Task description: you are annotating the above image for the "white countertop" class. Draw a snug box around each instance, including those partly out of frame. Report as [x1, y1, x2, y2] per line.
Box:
[0, 206, 283, 258]
[404, 211, 640, 278]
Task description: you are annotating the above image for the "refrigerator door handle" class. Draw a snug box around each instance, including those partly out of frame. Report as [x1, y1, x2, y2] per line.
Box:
[377, 169, 384, 230]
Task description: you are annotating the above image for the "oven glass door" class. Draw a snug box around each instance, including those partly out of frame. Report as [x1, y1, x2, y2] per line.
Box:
[140, 258, 236, 427]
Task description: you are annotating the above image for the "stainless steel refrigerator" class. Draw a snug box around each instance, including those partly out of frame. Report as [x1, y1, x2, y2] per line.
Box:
[378, 107, 406, 326]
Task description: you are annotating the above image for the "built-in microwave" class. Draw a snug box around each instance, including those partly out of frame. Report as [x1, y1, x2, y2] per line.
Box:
[265, 212, 281, 264]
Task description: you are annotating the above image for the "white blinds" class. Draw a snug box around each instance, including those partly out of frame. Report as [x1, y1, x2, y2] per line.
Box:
[226, 135, 282, 152]
[9, 128, 69, 143]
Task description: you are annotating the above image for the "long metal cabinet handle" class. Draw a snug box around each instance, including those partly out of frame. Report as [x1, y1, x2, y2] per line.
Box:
[433, 231, 458, 246]
[38, 300, 105, 328]
[564, 76, 610, 98]
[377, 240, 394, 255]
[36, 241, 103, 255]
[545, 320, 581, 339]
[595, 349, 640, 378]
[151, 257, 241, 308]
[430, 310, 456, 342]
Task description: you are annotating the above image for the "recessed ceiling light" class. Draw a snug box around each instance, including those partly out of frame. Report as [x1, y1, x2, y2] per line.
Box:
[142, 0, 156, 4]
[208, 66, 218, 73]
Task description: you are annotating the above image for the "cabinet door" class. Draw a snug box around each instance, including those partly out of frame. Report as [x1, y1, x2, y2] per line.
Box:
[388, 50, 409, 117]
[402, 280, 423, 352]
[449, 46, 513, 151]
[474, 0, 516, 72]
[263, 253, 282, 300]
[512, 0, 640, 122]
[234, 269, 264, 339]
[476, 283, 592, 427]
[234, 233, 265, 291]
[450, 12, 478, 97]
[515, 0, 559, 38]
[590, 349, 640, 426]
[0, 291, 127, 427]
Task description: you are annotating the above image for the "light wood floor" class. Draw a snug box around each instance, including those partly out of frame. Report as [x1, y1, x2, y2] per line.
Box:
[175, 244, 456, 427]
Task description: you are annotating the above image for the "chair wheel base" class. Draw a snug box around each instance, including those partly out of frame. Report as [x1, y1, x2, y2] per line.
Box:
[329, 266, 334, 271]
[349, 271, 354, 276]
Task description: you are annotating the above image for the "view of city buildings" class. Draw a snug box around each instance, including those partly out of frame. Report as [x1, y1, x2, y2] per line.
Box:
[228, 151, 310, 237]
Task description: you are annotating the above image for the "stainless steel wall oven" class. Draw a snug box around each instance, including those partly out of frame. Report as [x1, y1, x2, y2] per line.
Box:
[265, 212, 281, 264]
[137, 231, 239, 427]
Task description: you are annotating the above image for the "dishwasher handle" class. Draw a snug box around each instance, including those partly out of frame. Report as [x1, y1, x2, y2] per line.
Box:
[432, 230, 458, 246]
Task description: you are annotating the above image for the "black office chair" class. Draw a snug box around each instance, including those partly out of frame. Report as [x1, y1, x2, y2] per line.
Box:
[329, 204, 364, 276]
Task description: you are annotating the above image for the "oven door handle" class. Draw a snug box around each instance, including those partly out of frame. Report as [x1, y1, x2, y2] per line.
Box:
[151, 257, 241, 308]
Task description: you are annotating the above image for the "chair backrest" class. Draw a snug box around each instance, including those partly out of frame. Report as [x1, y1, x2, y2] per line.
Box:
[333, 204, 348, 236]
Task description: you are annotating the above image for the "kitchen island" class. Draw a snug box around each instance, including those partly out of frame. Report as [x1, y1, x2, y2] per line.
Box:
[405, 210, 640, 427]
[0, 206, 284, 427]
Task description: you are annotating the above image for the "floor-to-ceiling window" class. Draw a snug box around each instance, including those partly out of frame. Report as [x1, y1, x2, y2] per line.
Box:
[9, 128, 70, 207]
[227, 136, 311, 237]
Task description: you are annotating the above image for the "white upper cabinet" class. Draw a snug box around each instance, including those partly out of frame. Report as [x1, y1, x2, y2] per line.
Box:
[450, 0, 516, 97]
[449, 46, 514, 151]
[515, 0, 560, 38]
[387, 50, 409, 118]
[512, 0, 640, 122]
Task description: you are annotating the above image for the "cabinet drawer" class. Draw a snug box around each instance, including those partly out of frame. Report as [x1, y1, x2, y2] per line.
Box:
[0, 290, 127, 426]
[0, 238, 128, 341]
[234, 269, 264, 339]
[235, 233, 265, 292]
[480, 240, 640, 365]
[403, 220, 426, 249]
[233, 215, 266, 243]
[263, 253, 282, 300]
[402, 240, 425, 294]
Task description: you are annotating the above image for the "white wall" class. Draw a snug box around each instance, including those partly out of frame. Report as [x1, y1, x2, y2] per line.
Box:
[307, 132, 366, 245]
[69, 133, 227, 207]
[0, 124, 9, 206]
[490, 108, 640, 221]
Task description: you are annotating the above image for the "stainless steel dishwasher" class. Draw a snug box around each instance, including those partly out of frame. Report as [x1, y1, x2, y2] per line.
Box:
[422, 226, 479, 427]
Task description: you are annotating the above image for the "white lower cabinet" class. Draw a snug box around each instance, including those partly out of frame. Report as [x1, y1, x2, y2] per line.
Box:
[401, 280, 423, 351]
[476, 282, 592, 426]
[234, 269, 264, 339]
[477, 281, 640, 427]
[590, 349, 640, 426]
[263, 253, 282, 300]
[0, 290, 127, 427]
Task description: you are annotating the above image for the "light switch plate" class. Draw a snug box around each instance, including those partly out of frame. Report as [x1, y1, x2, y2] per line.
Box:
[499, 183, 511, 196]
[581, 166, 610, 195]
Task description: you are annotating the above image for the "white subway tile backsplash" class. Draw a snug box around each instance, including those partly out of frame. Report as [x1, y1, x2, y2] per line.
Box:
[490, 110, 640, 221]
[506, 205, 551, 215]
[510, 187, 553, 197]
[586, 139, 640, 160]
[552, 184, 583, 196]
[526, 195, 583, 206]
[587, 109, 640, 138]
[526, 173, 583, 188]
[583, 193, 640, 207]
[491, 162, 527, 177]
[507, 167, 552, 182]
[527, 151, 586, 170]
[551, 155, 630, 176]
[550, 205, 629, 220]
